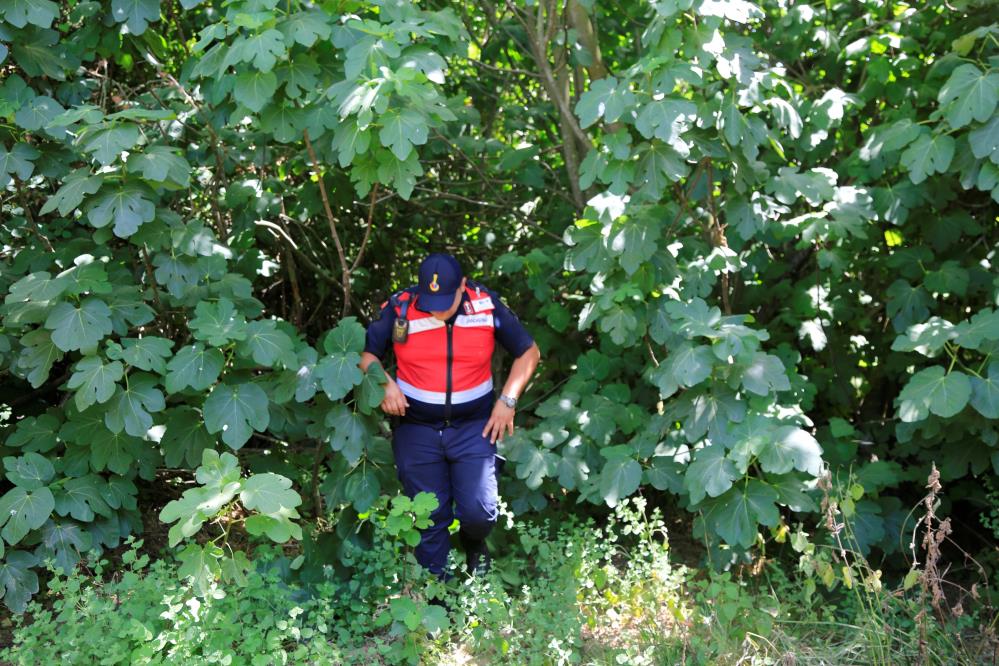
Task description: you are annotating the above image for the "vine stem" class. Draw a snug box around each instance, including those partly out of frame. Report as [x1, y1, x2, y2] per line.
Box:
[311, 439, 325, 519]
[976, 353, 992, 375]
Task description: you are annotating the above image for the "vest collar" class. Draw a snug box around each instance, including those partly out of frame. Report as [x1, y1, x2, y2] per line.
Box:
[412, 288, 470, 319]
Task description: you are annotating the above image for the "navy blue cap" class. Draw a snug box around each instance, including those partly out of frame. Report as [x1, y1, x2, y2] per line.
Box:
[417, 253, 463, 311]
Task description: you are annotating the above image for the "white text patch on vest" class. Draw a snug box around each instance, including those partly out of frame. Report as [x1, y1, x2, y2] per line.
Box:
[470, 297, 494, 313]
[455, 313, 493, 327]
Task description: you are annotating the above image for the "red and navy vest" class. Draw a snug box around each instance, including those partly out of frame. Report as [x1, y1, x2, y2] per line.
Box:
[389, 284, 497, 416]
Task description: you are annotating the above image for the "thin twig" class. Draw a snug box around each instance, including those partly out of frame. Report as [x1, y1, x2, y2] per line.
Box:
[351, 182, 378, 272]
[140, 243, 170, 338]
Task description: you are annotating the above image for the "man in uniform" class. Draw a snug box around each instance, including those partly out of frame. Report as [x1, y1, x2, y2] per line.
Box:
[359, 253, 540, 579]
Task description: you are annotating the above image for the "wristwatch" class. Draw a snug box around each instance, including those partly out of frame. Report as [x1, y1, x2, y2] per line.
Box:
[498, 394, 517, 409]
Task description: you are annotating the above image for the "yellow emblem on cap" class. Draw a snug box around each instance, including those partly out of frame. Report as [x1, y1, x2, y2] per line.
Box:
[429, 272, 440, 292]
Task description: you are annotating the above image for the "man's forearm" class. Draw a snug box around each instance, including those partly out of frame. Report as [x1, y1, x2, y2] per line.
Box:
[500, 343, 541, 399]
[360, 351, 384, 373]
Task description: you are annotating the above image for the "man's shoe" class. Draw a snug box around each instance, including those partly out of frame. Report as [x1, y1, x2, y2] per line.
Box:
[428, 595, 450, 612]
[462, 538, 491, 575]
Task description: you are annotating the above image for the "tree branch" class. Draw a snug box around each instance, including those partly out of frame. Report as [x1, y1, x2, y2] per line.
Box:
[303, 128, 352, 318]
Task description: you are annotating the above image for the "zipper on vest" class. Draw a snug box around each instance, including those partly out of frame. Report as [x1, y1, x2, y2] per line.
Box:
[444, 321, 453, 424]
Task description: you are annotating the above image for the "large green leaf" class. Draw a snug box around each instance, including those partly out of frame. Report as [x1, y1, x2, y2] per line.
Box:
[7, 414, 61, 453]
[970, 114, 999, 160]
[80, 124, 140, 166]
[683, 388, 746, 443]
[598, 457, 642, 507]
[110, 0, 161, 34]
[165, 344, 224, 393]
[12, 42, 66, 82]
[324, 404, 368, 465]
[609, 218, 659, 275]
[741, 352, 790, 396]
[323, 316, 366, 355]
[885, 280, 933, 332]
[0, 142, 39, 181]
[0, 486, 54, 545]
[278, 56, 320, 99]
[85, 184, 156, 237]
[233, 70, 278, 112]
[3, 452, 54, 490]
[343, 467, 381, 512]
[315, 352, 364, 401]
[666, 343, 715, 388]
[240, 473, 301, 515]
[127, 145, 191, 187]
[970, 362, 999, 419]
[770, 166, 836, 205]
[954, 309, 999, 349]
[375, 149, 423, 199]
[89, 430, 142, 475]
[195, 449, 241, 488]
[160, 407, 216, 468]
[66, 355, 123, 411]
[279, 10, 332, 47]
[897, 367, 972, 422]
[938, 64, 999, 129]
[356, 361, 387, 414]
[892, 317, 957, 357]
[0, 551, 39, 613]
[44, 298, 113, 352]
[575, 77, 635, 128]
[243, 507, 302, 543]
[240, 29, 286, 72]
[757, 426, 823, 476]
[0, 0, 59, 28]
[53, 475, 112, 522]
[563, 219, 612, 273]
[901, 133, 954, 184]
[161, 485, 236, 546]
[111, 336, 174, 374]
[203, 382, 270, 449]
[237, 320, 296, 368]
[634, 97, 696, 145]
[378, 107, 428, 161]
[684, 444, 739, 504]
[15, 328, 63, 387]
[332, 118, 371, 167]
[636, 141, 687, 198]
[259, 104, 301, 143]
[104, 373, 165, 437]
[37, 520, 93, 573]
[175, 543, 222, 595]
[189, 298, 248, 346]
[706, 480, 780, 548]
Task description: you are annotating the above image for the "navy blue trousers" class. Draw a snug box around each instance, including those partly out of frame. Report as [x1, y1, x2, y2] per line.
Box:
[391, 417, 501, 577]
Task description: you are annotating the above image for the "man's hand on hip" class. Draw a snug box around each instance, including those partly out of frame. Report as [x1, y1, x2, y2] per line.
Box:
[380, 378, 409, 416]
[482, 400, 515, 444]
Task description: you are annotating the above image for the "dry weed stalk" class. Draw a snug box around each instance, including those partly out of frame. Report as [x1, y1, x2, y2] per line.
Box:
[817, 470, 846, 562]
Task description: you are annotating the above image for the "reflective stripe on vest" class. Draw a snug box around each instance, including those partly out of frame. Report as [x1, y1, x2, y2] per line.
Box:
[396, 376, 494, 404]
[392, 285, 496, 402]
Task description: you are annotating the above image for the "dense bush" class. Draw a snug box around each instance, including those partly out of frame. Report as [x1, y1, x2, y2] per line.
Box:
[5, 497, 993, 665]
[1, 0, 998, 631]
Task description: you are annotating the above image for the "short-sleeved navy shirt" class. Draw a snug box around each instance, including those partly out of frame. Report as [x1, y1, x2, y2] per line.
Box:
[363, 281, 535, 425]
